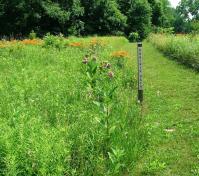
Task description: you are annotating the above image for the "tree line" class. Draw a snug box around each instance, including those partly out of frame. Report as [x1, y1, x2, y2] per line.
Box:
[0, 0, 198, 39]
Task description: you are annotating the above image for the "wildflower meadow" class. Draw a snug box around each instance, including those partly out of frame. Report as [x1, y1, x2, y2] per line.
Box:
[0, 36, 146, 175]
[0, 0, 199, 175]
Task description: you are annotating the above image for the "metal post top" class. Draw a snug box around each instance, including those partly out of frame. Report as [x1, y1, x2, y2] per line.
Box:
[137, 42, 142, 47]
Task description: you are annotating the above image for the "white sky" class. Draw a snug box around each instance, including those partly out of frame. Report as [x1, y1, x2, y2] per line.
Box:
[169, 0, 181, 8]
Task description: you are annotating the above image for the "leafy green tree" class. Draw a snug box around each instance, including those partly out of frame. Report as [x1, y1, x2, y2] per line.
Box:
[148, 0, 163, 26]
[40, 0, 84, 35]
[0, 0, 84, 36]
[81, 0, 126, 35]
[42, 1, 70, 33]
[127, 0, 152, 40]
[175, 0, 199, 33]
[117, 0, 152, 39]
[177, 0, 199, 20]
[160, 0, 175, 27]
[0, 0, 5, 16]
[117, 0, 131, 16]
[148, 0, 175, 28]
[0, 0, 43, 35]
[0, 0, 180, 37]
[67, 0, 84, 36]
[190, 20, 199, 32]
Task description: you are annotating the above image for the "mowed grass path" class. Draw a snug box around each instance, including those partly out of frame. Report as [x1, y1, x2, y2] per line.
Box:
[119, 42, 199, 175]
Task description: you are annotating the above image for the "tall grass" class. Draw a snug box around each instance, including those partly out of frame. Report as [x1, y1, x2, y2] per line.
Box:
[0, 37, 145, 175]
[148, 34, 199, 71]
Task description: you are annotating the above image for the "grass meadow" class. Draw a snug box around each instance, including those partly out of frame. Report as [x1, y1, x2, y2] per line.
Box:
[0, 37, 146, 175]
[148, 34, 199, 71]
[0, 35, 198, 176]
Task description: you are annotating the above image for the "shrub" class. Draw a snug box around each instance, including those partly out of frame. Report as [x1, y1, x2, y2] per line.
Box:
[128, 32, 139, 42]
[153, 27, 174, 34]
[43, 33, 67, 49]
[28, 30, 37, 39]
[112, 31, 125, 36]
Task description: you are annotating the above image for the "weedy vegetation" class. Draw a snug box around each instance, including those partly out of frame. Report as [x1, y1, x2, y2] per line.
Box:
[0, 36, 145, 175]
[0, 34, 198, 176]
[148, 34, 199, 71]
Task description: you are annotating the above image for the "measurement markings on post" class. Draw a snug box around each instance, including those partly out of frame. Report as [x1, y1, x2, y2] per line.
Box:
[137, 42, 143, 102]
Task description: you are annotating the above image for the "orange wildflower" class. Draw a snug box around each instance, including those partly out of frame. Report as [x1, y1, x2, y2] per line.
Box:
[69, 42, 82, 47]
[111, 51, 129, 58]
[21, 39, 42, 45]
[90, 38, 98, 45]
[90, 38, 105, 47]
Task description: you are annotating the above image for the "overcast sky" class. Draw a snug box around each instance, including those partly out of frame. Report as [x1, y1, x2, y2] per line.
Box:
[169, 0, 181, 8]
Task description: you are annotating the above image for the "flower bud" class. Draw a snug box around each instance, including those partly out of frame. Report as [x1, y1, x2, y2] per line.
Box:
[108, 71, 114, 79]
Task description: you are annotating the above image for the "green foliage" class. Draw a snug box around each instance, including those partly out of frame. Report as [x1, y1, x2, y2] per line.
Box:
[148, 0, 176, 28]
[43, 33, 66, 49]
[148, 0, 163, 26]
[127, 0, 152, 40]
[28, 30, 37, 39]
[0, 0, 176, 38]
[148, 33, 199, 71]
[160, 0, 176, 27]
[174, 0, 199, 33]
[0, 37, 145, 175]
[42, 1, 70, 27]
[81, 0, 127, 35]
[143, 159, 166, 174]
[128, 32, 139, 42]
[190, 20, 199, 34]
[0, 0, 5, 16]
[153, 27, 174, 34]
[112, 31, 125, 36]
[177, 0, 199, 21]
[82, 50, 119, 165]
[0, 0, 84, 36]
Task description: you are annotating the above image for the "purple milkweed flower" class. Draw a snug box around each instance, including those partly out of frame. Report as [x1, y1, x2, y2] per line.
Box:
[108, 71, 114, 79]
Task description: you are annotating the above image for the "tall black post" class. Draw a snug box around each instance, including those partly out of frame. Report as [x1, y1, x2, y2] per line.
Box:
[137, 42, 143, 103]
